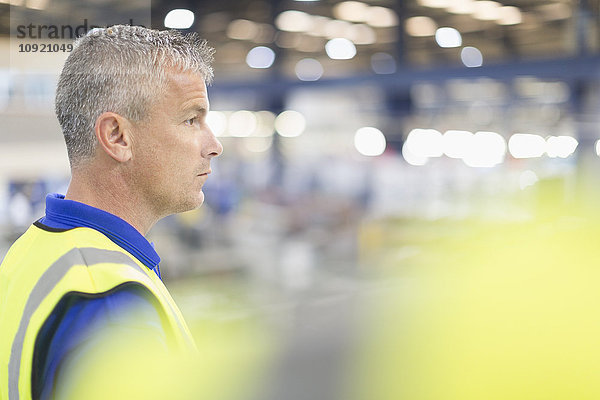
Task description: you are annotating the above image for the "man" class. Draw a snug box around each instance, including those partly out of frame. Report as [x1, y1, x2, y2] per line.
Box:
[0, 25, 223, 399]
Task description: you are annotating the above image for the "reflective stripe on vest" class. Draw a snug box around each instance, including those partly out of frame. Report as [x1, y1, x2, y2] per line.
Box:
[1, 226, 196, 400]
[8, 248, 144, 400]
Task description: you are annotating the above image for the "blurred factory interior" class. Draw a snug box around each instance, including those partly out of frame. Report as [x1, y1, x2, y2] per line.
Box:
[2, 0, 600, 399]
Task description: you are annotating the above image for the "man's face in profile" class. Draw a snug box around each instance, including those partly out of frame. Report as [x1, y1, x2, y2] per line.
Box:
[129, 70, 223, 217]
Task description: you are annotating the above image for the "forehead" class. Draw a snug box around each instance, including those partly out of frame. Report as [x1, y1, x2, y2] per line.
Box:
[162, 70, 208, 107]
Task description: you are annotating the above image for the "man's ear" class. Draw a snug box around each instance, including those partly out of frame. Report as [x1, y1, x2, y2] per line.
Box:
[94, 112, 133, 163]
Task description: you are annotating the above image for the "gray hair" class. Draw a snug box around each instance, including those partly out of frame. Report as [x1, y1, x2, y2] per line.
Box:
[55, 25, 215, 168]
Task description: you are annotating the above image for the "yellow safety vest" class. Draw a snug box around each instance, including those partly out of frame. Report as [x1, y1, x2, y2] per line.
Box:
[0, 223, 196, 400]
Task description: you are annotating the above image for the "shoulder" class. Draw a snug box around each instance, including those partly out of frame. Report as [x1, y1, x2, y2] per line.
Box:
[1, 223, 119, 273]
[33, 283, 167, 400]
[1, 222, 150, 288]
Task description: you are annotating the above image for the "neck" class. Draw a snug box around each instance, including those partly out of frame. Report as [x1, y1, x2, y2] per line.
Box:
[65, 165, 157, 236]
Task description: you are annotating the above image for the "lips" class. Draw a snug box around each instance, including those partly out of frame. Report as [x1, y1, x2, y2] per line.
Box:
[198, 169, 211, 176]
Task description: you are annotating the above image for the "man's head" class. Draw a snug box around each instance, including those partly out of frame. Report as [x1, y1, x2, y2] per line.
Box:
[56, 25, 216, 167]
[56, 25, 223, 221]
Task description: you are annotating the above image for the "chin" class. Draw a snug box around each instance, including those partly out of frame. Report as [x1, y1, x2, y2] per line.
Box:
[155, 190, 205, 218]
[183, 191, 205, 211]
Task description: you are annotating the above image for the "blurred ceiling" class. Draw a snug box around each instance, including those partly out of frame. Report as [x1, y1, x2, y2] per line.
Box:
[153, 0, 596, 81]
[0, 0, 598, 82]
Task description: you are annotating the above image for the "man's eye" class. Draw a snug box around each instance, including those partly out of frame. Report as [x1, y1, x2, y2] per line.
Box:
[185, 117, 197, 126]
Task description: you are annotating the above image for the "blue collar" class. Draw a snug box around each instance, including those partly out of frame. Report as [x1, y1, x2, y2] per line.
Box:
[38, 193, 161, 278]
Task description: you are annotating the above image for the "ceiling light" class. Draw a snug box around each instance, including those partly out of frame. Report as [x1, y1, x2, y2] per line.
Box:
[333, 1, 370, 22]
[354, 127, 387, 156]
[254, 111, 276, 137]
[229, 111, 257, 137]
[325, 38, 357, 60]
[366, 7, 398, 28]
[405, 129, 444, 158]
[164, 9, 195, 29]
[206, 111, 227, 137]
[275, 10, 314, 32]
[473, 1, 502, 21]
[226, 19, 259, 40]
[402, 142, 428, 166]
[497, 6, 522, 25]
[462, 131, 506, 168]
[546, 136, 578, 158]
[508, 134, 546, 158]
[435, 27, 462, 48]
[276, 111, 306, 137]
[246, 46, 276, 69]
[461, 46, 483, 67]
[447, 0, 476, 14]
[443, 130, 473, 159]
[295, 58, 324, 81]
[405, 16, 437, 37]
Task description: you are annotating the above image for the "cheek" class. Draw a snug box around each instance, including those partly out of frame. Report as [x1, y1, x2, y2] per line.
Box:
[138, 127, 200, 175]
[145, 133, 180, 166]
[177, 136, 203, 167]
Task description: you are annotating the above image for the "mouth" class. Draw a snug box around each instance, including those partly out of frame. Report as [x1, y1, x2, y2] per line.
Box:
[198, 170, 211, 177]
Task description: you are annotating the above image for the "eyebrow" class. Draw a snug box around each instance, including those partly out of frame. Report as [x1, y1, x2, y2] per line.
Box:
[183, 105, 208, 115]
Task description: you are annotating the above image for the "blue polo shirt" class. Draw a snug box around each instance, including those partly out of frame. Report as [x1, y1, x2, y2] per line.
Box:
[33, 193, 167, 400]
[38, 193, 162, 277]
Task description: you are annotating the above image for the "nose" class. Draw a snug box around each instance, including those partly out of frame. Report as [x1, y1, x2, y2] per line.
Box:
[202, 126, 223, 158]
